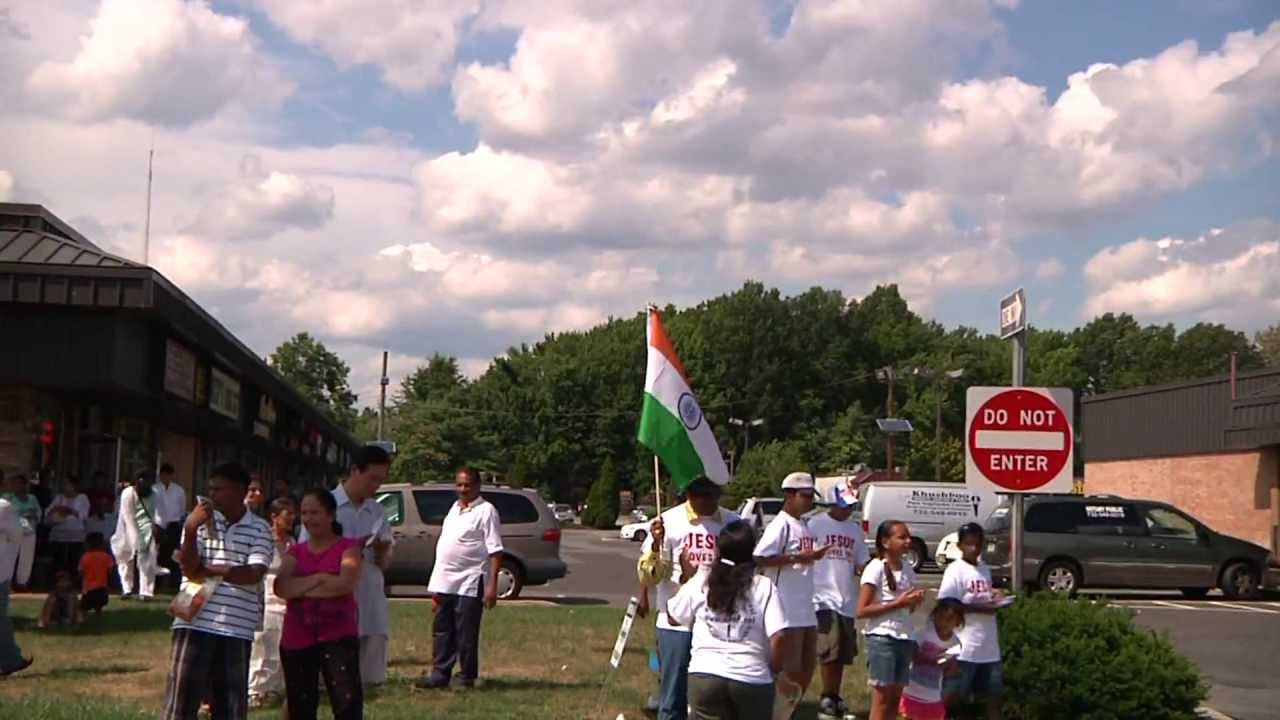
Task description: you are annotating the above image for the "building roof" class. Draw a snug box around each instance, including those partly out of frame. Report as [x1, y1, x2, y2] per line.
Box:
[1082, 367, 1280, 461]
[0, 203, 358, 454]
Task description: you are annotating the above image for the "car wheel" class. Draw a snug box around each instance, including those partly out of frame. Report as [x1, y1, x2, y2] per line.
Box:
[1179, 587, 1210, 599]
[1220, 561, 1260, 600]
[904, 539, 926, 572]
[1039, 559, 1080, 595]
[632, 529, 647, 544]
[497, 559, 524, 600]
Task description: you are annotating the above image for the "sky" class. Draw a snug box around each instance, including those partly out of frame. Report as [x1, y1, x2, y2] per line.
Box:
[1, 0, 1277, 406]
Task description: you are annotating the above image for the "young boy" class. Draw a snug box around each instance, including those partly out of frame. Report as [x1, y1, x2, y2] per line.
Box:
[78, 531, 114, 619]
[39, 571, 81, 628]
[808, 479, 870, 720]
[939, 522, 1006, 720]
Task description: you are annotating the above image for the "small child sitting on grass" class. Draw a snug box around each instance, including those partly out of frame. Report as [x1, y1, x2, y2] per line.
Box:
[39, 570, 82, 629]
[78, 531, 115, 620]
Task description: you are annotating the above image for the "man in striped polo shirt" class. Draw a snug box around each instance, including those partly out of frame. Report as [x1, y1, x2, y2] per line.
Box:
[162, 462, 274, 720]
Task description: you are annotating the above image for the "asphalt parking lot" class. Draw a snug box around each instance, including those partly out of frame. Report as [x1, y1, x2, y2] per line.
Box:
[516, 529, 1279, 720]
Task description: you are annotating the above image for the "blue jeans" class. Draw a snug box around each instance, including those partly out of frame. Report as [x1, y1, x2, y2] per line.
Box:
[657, 628, 693, 720]
[0, 581, 23, 672]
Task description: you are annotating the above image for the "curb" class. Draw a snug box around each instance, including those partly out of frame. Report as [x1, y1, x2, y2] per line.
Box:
[1198, 706, 1233, 720]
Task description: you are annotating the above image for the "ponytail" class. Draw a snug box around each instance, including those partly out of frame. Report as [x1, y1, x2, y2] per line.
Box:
[706, 521, 757, 615]
[332, 520, 344, 536]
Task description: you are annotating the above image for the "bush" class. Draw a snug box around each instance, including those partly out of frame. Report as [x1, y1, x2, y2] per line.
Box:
[997, 593, 1208, 720]
[583, 458, 621, 529]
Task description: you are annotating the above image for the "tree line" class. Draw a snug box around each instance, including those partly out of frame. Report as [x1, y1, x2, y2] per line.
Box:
[270, 283, 1280, 508]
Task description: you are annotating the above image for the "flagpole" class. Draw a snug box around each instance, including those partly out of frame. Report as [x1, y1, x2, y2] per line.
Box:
[653, 455, 662, 517]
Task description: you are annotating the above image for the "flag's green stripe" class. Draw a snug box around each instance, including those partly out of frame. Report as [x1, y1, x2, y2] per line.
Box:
[638, 391, 706, 491]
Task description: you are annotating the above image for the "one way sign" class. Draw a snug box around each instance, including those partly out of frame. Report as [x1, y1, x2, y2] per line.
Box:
[1000, 288, 1026, 339]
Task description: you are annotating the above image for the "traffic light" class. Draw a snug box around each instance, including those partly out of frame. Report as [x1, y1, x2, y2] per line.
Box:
[39, 420, 55, 446]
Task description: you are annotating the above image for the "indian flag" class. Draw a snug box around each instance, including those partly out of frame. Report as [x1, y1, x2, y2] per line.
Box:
[638, 308, 730, 488]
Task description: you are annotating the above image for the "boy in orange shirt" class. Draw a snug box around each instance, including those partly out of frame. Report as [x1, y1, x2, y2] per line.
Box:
[78, 532, 115, 619]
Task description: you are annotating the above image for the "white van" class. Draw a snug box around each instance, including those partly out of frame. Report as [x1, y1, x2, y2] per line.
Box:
[857, 482, 999, 571]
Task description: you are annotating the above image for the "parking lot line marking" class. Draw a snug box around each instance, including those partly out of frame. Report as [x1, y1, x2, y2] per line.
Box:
[1151, 600, 1199, 611]
[1214, 601, 1279, 614]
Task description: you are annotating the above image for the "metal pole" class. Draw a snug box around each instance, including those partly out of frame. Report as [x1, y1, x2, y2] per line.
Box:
[1011, 332, 1027, 591]
[143, 147, 153, 265]
[935, 390, 943, 483]
[376, 351, 389, 441]
[653, 455, 662, 516]
[886, 367, 896, 481]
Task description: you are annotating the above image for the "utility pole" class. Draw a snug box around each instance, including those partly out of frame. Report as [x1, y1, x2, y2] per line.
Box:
[376, 351, 389, 441]
[143, 145, 153, 265]
[884, 367, 896, 480]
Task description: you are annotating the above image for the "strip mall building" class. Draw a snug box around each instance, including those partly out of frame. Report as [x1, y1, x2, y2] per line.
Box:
[1083, 367, 1280, 554]
[0, 203, 355, 500]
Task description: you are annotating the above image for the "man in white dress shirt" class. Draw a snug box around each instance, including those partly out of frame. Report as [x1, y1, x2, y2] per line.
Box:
[153, 463, 187, 590]
[417, 466, 503, 690]
[0, 494, 33, 677]
[329, 445, 393, 687]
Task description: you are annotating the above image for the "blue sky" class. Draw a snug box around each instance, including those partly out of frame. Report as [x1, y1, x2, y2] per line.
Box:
[1, 0, 1276, 396]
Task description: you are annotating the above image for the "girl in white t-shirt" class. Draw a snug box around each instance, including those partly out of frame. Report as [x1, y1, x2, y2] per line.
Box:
[900, 599, 965, 720]
[857, 520, 926, 720]
[668, 520, 785, 720]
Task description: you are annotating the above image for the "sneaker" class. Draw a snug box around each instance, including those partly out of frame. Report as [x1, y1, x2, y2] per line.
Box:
[0, 656, 33, 678]
[413, 675, 449, 690]
[817, 695, 841, 720]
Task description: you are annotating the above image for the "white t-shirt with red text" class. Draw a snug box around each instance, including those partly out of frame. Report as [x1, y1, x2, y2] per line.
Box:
[753, 511, 817, 629]
[640, 505, 739, 632]
[903, 621, 962, 703]
[937, 558, 1001, 663]
[809, 512, 871, 618]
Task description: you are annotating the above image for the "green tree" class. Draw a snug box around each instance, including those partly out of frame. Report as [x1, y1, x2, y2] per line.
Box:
[728, 440, 809, 508]
[398, 353, 467, 405]
[1173, 322, 1262, 378]
[1258, 324, 1280, 368]
[269, 332, 358, 430]
[583, 457, 621, 529]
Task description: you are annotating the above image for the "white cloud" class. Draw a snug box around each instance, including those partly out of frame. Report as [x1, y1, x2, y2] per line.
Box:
[25, 0, 287, 127]
[1084, 220, 1280, 326]
[251, 0, 479, 92]
[1035, 258, 1066, 282]
[191, 160, 336, 240]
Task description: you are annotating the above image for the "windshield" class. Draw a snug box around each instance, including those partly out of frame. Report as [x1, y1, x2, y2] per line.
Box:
[984, 506, 1011, 533]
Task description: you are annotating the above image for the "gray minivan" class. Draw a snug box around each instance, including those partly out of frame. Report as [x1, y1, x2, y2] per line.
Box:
[985, 495, 1280, 599]
[375, 483, 568, 599]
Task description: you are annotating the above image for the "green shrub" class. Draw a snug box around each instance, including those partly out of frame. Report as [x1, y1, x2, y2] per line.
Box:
[998, 593, 1208, 720]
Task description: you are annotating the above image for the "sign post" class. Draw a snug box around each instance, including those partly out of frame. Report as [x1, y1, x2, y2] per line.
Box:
[1000, 288, 1028, 590]
[966, 385, 1074, 591]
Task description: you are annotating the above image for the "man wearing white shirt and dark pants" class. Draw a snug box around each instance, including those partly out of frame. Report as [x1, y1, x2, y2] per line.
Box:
[321, 445, 394, 688]
[636, 477, 738, 720]
[153, 463, 187, 591]
[418, 466, 503, 690]
[0, 494, 33, 677]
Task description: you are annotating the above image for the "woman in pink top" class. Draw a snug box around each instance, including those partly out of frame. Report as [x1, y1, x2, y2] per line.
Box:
[274, 489, 364, 720]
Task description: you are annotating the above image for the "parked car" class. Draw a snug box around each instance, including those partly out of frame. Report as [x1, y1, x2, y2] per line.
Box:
[375, 483, 568, 600]
[858, 481, 999, 571]
[984, 494, 1280, 599]
[620, 518, 651, 542]
[935, 531, 963, 570]
[737, 497, 784, 534]
[551, 503, 577, 525]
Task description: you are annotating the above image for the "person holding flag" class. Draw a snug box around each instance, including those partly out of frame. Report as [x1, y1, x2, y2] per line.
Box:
[636, 307, 735, 720]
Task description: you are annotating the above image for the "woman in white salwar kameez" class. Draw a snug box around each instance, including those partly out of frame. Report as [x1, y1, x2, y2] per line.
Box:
[110, 472, 159, 600]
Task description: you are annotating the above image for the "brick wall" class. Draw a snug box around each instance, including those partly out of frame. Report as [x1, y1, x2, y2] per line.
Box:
[1085, 447, 1280, 553]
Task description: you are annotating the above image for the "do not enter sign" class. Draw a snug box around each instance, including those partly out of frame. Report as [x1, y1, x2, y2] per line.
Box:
[965, 387, 1074, 494]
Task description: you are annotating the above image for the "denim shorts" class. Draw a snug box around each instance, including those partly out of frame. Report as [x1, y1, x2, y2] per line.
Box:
[865, 634, 913, 688]
[943, 660, 1005, 699]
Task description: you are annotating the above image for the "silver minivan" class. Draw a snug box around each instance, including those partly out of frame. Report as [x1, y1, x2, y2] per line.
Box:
[375, 483, 568, 599]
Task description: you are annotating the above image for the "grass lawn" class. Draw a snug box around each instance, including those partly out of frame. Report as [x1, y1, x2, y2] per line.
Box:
[0, 596, 869, 719]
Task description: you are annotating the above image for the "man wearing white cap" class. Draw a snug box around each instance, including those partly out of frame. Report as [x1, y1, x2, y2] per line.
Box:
[809, 478, 870, 720]
[754, 471, 831, 719]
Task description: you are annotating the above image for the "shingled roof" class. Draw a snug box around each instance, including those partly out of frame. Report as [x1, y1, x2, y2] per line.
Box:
[0, 203, 138, 268]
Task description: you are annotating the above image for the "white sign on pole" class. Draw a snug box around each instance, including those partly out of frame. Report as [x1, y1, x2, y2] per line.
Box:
[999, 288, 1026, 339]
[609, 597, 641, 669]
[965, 386, 1074, 495]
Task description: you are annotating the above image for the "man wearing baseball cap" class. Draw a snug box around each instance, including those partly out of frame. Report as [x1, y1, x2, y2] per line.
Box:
[637, 477, 739, 720]
[754, 472, 831, 719]
[809, 478, 870, 720]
